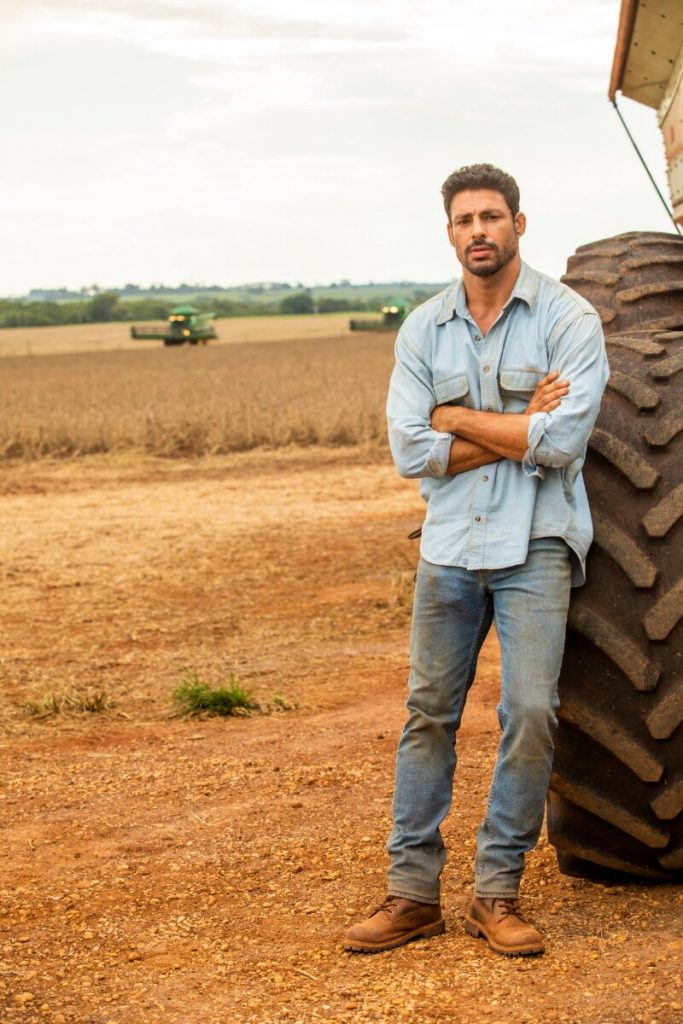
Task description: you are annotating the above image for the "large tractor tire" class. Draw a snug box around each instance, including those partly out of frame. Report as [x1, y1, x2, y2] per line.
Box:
[548, 321, 683, 879]
[561, 232, 683, 337]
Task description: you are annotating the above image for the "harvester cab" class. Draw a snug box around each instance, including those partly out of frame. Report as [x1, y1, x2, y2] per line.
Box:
[380, 298, 410, 327]
[349, 297, 410, 332]
[131, 304, 218, 346]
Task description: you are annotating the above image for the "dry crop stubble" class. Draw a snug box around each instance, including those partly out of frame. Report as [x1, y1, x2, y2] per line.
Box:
[0, 333, 395, 459]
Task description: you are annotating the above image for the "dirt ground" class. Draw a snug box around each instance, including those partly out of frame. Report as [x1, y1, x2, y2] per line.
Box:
[0, 449, 681, 1024]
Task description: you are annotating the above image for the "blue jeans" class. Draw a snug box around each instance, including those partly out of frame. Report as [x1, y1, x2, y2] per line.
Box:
[387, 538, 571, 903]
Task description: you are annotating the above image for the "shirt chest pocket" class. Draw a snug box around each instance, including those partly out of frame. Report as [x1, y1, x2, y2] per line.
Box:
[498, 368, 544, 411]
[433, 373, 471, 407]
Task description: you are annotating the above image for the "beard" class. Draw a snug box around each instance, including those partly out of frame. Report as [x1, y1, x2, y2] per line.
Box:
[462, 238, 517, 277]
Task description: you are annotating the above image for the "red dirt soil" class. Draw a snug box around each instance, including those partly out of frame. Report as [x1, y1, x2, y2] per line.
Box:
[0, 449, 681, 1024]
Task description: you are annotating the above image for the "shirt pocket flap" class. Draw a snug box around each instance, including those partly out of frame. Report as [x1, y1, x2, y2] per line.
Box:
[434, 373, 469, 404]
[499, 369, 543, 394]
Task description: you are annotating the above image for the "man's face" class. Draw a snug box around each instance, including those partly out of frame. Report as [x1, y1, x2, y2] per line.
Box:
[447, 189, 525, 277]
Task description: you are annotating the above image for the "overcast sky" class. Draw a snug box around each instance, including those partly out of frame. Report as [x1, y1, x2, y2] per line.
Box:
[0, 0, 676, 295]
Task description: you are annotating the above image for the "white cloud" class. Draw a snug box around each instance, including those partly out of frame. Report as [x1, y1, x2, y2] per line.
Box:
[0, 0, 674, 294]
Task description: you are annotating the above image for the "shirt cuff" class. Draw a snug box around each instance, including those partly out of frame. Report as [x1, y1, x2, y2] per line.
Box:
[522, 412, 546, 479]
[425, 432, 453, 477]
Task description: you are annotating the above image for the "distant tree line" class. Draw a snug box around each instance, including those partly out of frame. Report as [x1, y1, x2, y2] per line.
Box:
[23, 278, 418, 302]
[25, 281, 302, 301]
[0, 291, 389, 329]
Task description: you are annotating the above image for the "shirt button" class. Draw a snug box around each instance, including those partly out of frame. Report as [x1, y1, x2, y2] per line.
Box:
[474, 334, 481, 341]
[483, 365, 490, 373]
[475, 515, 482, 523]
[482, 475, 489, 482]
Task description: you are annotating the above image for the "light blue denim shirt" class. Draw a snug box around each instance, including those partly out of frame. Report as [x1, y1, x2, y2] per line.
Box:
[386, 262, 609, 586]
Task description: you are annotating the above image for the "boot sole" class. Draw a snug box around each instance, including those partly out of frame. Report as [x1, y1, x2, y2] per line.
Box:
[344, 918, 445, 954]
[464, 915, 544, 957]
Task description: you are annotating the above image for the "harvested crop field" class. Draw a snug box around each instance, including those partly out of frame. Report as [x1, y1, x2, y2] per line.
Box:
[0, 332, 393, 459]
[1, 442, 681, 1024]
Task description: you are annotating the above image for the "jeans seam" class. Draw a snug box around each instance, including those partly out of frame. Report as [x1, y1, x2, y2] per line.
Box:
[476, 721, 508, 886]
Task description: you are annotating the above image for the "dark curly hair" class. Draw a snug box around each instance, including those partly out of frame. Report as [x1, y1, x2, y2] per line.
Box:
[441, 164, 520, 220]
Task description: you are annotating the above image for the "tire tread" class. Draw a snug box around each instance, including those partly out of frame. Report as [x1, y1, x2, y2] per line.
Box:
[548, 245, 682, 879]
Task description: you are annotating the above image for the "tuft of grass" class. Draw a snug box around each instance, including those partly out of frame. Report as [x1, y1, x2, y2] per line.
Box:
[266, 692, 299, 713]
[22, 690, 111, 718]
[173, 671, 257, 717]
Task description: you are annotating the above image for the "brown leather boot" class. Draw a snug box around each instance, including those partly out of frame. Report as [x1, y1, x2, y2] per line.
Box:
[344, 896, 445, 953]
[465, 897, 544, 956]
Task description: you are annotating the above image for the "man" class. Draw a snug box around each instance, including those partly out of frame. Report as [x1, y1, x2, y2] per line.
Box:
[345, 163, 609, 957]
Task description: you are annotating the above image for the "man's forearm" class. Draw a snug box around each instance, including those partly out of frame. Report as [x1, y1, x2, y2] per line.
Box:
[447, 438, 501, 474]
[435, 407, 530, 462]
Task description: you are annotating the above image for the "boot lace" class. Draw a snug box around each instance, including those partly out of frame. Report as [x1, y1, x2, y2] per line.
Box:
[371, 895, 401, 917]
[496, 898, 526, 922]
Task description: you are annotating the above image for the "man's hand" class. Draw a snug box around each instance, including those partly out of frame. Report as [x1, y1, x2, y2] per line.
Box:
[525, 371, 570, 415]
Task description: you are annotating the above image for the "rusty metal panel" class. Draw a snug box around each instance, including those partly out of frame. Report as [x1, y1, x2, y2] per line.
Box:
[658, 41, 683, 223]
[620, 0, 682, 110]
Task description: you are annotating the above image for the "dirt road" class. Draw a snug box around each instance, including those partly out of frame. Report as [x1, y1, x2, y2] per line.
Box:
[0, 451, 681, 1024]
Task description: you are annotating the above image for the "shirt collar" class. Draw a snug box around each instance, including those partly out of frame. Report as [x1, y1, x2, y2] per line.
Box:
[435, 261, 539, 326]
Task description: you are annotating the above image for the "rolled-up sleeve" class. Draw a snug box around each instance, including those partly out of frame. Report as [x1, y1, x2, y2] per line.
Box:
[386, 329, 453, 479]
[523, 311, 609, 478]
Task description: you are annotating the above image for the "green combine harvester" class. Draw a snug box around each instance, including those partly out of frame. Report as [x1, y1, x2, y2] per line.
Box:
[349, 298, 410, 332]
[131, 305, 217, 346]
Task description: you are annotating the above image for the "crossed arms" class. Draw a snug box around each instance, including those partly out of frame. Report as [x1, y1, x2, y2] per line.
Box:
[386, 312, 609, 481]
[433, 372, 568, 475]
